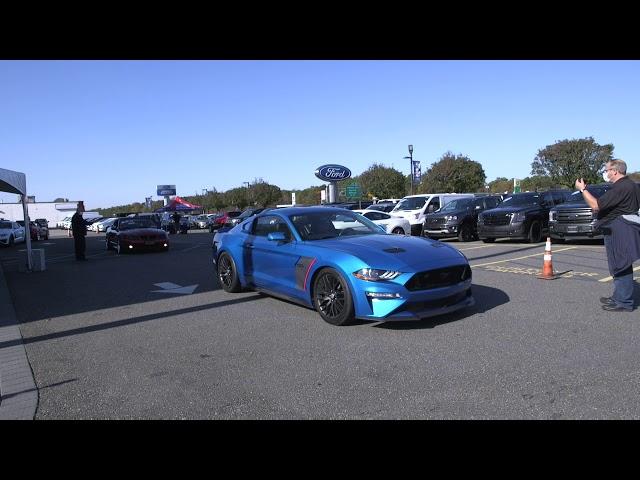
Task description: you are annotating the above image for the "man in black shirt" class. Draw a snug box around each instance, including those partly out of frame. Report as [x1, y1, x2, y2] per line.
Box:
[71, 202, 88, 261]
[576, 159, 640, 312]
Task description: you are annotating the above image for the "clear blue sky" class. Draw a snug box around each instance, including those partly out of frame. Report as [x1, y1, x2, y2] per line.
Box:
[1, 60, 639, 209]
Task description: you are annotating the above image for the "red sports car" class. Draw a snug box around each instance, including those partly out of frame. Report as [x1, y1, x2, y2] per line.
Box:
[106, 217, 169, 254]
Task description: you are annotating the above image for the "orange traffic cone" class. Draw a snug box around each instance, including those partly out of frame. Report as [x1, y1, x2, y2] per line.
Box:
[538, 237, 558, 280]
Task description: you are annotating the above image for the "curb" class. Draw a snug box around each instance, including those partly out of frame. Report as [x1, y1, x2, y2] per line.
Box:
[0, 261, 37, 420]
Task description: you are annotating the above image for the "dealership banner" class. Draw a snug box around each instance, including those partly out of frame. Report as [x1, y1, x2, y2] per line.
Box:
[157, 185, 176, 196]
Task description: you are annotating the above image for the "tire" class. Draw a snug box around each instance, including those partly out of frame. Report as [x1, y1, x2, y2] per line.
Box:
[391, 227, 404, 235]
[457, 223, 474, 242]
[527, 221, 542, 243]
[482, 237, 495, 243]
[217, 252, 242, 292]
[116, 241, 124, 255]
[106, 238, 112, 251]
[312, 268, 355, 326]
[8, 235, 14, 247]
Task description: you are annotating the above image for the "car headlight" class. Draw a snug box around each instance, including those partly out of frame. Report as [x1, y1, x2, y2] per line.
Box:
[549, 211, 557, 221]
[511, 212, 526, 222]
[414, 213, 421, 219]
[353, 268, 401, 281]
[445, 215, 458, 222]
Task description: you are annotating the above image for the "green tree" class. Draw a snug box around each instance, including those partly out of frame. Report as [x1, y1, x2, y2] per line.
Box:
[296, 185, 324, 205]
[250, 178, 282, 207]
[520, 175, 560, 192]
[223, 187, 249, 210]
[418, 152, 486, 194]
[488, 177, 512, 194]
[358, 163, 406, 200]
[531, 136, 614, 188]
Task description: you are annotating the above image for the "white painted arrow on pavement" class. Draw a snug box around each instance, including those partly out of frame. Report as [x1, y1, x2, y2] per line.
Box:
[151, 282, 199, 295]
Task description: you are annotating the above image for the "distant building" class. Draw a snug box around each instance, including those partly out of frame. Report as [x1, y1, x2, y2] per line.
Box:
[0, 200, 83, 227]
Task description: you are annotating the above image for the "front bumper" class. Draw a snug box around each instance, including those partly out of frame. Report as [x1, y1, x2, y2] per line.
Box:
[120, 240, 169, 251]
[549, 222, 602, 239]
[423, 224, 460, 238]
[477, 223, 527, 239]
[354, 277, 474, 322]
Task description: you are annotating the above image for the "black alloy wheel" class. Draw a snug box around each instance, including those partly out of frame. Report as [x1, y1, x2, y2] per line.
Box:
[391, 227, 404, 235]
[312, 268, 355, 326]
[217, 252, 241, 292]
[528, 220, 542, 243]
[458, 223, 474, 242]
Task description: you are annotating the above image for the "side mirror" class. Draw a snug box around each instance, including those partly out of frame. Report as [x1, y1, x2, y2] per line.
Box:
[267, 232, 287, 242]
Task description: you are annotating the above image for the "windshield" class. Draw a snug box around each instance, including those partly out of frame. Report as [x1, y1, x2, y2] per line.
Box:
[438, 198, 475, 212]
[238, 209, 258, 219]
[393, 196, 428, 211]
[567, 186, 611, 202]
[500, 193, 542, 207]
[289, 211, 383, 241]
[119, 219, 158, 230]
[0, 221, 12, 229]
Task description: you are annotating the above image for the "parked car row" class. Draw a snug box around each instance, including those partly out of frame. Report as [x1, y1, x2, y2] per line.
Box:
[17, 220, 50, 241]
[0, 219, 26, 246]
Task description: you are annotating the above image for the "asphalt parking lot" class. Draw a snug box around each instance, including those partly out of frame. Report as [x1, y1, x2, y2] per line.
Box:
[1, 229, 640, 419]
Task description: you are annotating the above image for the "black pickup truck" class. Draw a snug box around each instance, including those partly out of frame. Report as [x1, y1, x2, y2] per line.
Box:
[477, 190, 572, 243]
[548, 183, 612, 241]
[422, 195, 503, 242]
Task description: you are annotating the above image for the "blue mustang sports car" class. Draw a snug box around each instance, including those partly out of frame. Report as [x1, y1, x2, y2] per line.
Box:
[212, 207, 474, 326]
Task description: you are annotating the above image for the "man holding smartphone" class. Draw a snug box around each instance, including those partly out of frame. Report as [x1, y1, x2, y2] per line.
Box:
[576, 159, 640, 312]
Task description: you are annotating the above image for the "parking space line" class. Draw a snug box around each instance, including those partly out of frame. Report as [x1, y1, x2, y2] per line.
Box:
[598, 265, 640, 283]
[470, 246, 577, 268]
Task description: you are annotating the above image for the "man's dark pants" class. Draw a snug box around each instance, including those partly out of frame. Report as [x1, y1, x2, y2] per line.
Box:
[74, 234, 86, 260]
[604, 234, 634, 310]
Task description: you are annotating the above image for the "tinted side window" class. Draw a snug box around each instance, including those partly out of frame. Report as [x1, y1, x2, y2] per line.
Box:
[485, 197, 499, 209]
[253, 215, 291, 240]
[364, 211, 385, 221]
[542, 192, 554, 207]
[427, 198, 440, 213]
[551, 191, 566, 205]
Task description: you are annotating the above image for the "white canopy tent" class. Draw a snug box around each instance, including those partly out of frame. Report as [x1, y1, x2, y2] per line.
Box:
[0, 167, 32, 271]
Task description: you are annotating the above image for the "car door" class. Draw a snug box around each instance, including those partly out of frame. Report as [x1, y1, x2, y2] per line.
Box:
[13, 222, 25, 242]
[248, 215, 300, 298]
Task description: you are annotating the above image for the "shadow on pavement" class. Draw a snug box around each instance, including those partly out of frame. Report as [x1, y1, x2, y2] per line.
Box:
[0, 294, 264, 349]
[373, 284, 509, 330]
[0, 232, 221, 324]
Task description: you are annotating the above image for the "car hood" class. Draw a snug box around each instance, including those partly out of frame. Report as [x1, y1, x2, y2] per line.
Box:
[309, 234, 466, 271]
[553, 201, 589, 210]
[118, 228, 165, 235]
[484, 205, 541, 215]
[426, 207, 472, 218]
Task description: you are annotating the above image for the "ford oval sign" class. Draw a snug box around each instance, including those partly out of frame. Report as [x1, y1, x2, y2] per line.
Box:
[314, 164, 352, 182]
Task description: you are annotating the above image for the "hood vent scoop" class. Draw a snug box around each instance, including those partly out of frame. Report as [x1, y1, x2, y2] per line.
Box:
[383, 247, 405, 253]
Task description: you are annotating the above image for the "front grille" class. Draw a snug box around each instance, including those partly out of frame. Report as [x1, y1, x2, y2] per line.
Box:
[556, 208, 593, 224]
[402, 289, 471, 312]
[425, 217, 446, 226]
[140, 235, 160, 241]
[405, 265, 471, 291]
[482, 214, 511, 226]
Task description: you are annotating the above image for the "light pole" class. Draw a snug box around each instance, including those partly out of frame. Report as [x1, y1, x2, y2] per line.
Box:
[403, 144, 414, 195]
